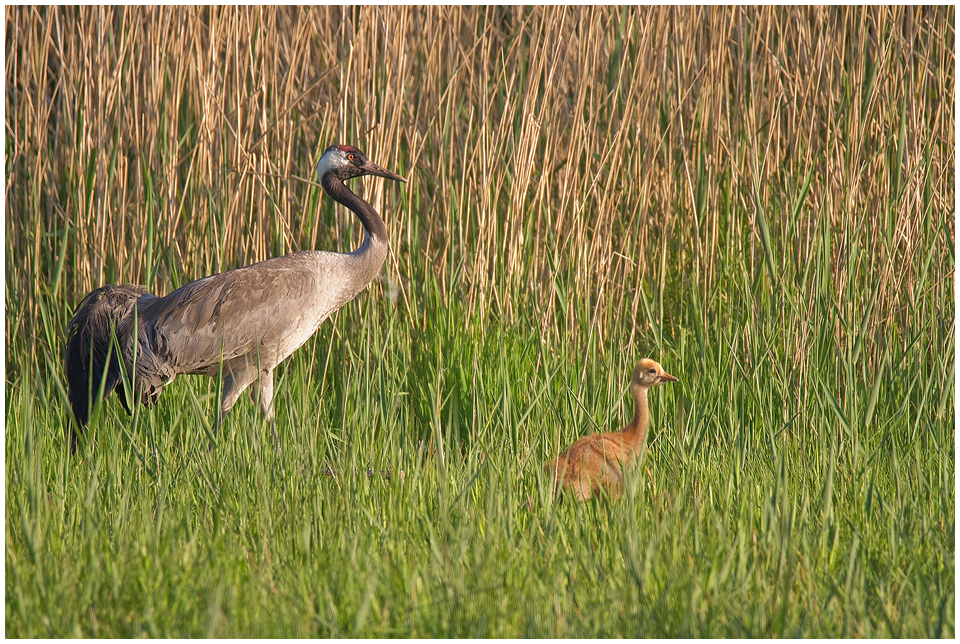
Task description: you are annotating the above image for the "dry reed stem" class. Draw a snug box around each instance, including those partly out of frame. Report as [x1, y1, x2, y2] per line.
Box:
[5, 6, 953, 379]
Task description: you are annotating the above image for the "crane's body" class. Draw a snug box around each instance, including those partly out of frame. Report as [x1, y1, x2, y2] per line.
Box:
[64, 144, 404, 451]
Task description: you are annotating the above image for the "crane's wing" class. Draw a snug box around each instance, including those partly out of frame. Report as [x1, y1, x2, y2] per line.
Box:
[137, 255, 328, 376]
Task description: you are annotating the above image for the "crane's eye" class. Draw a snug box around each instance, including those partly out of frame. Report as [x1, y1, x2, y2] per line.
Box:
[347, 153, 355, 161]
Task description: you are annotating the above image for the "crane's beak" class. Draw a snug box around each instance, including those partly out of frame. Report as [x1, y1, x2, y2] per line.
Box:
[659, 371, 679, 383]
[361, 159, 407, 183]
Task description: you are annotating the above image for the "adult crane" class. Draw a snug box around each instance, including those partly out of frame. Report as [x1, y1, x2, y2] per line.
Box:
[64, 144, 405, 452]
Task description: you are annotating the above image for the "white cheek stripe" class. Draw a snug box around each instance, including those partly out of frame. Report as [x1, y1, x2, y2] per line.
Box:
[316, 150, 342, 179]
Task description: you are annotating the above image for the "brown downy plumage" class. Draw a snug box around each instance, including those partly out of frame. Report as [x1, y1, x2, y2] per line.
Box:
[546, 358, 678, 502]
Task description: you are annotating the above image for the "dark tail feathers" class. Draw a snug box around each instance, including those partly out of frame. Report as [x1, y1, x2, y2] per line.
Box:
[64, 283, 150, 451]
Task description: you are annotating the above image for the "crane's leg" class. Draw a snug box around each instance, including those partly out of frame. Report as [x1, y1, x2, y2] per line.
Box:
[209, 364, 278, 451]
[250, 369, 278, 449]
[209, 366, 258, 449]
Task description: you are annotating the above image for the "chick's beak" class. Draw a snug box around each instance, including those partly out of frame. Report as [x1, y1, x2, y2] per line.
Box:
[659, 370, 679, 383]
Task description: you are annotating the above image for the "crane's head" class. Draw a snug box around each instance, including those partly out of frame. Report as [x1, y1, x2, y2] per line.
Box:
[630, 358, 679, 389]
[316, 144, 406, 184]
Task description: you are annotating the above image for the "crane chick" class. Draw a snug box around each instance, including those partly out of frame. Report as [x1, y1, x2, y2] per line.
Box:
[546, 359, 678, 502]
[64, 144, 405, 452]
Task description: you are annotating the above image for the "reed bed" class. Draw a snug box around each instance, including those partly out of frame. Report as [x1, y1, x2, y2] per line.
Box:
[5, 6, 954, 637]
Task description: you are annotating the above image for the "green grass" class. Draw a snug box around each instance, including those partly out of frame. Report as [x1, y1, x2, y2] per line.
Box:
[7, 253, 954, 636]
[5, 6, 955, 638]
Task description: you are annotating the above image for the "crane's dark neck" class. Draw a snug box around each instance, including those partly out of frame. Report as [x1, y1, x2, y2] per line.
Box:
[321, 173, 388, 243]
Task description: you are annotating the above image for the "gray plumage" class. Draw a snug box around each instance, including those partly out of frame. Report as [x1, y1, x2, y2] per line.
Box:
[64, 144, 405, 451]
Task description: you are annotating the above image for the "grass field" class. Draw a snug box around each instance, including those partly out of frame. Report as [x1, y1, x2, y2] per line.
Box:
[5, 6, 955, 637]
